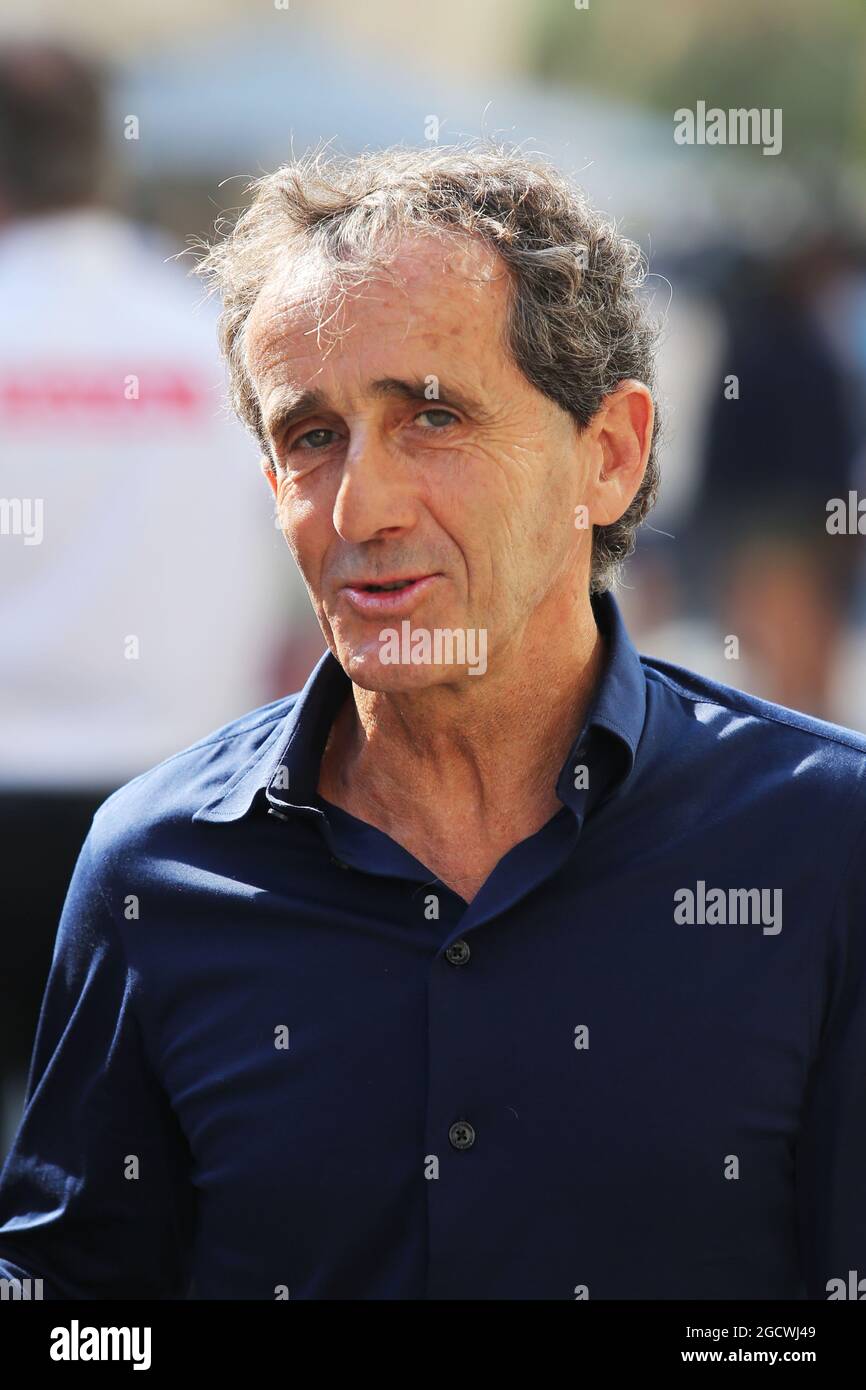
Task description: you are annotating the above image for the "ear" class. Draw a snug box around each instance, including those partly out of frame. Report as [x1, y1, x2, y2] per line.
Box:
[587, 380, 654, 527]
[260, 453, 278, 498]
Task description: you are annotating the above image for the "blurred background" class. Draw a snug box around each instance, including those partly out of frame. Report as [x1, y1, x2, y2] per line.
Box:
[3, 0, 866, 1155]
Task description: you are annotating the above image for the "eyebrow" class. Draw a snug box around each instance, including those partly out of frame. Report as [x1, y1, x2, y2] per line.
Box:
[263, 375, 493, 442]
[370, 377, 493, 421]
[263, 389, 328, 443]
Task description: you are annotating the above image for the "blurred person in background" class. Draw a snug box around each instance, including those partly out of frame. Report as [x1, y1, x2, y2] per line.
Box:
[690, 240, 862, 720]
[0, 41, 314, 1154]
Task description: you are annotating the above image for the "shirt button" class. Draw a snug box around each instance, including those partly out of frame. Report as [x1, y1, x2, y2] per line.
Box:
[449, 1119, 476, 1150]
[444, 939, 471, 966]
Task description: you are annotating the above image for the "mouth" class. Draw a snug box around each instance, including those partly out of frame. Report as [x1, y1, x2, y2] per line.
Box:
[358, 578, 419, 592]
[340, 573, 441, 615]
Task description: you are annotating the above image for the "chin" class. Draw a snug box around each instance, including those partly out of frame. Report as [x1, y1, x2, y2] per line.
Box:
[336, 643, 463, 693]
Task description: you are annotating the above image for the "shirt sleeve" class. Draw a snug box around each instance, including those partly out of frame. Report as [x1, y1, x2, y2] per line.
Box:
[0, 827, 195, 1298]
[796, 808, 866, 1299]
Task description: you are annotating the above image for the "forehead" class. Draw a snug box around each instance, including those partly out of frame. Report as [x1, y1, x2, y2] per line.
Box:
[243, 232, 512, 386]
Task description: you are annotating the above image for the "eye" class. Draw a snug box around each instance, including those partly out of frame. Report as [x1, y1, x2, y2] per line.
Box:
[414, 408, 459, 430]
[290, 427, 341, 451]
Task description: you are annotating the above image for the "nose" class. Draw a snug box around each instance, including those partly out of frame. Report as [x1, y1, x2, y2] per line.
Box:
[332, 426, 418, 544]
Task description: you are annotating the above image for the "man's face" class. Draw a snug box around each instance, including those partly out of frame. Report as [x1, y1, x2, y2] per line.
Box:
[246, 232, 595, 690]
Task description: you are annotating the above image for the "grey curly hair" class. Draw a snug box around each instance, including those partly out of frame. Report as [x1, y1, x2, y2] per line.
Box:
[193, 140, 662, 593]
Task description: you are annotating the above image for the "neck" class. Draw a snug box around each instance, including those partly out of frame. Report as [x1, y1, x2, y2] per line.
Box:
[318, 591, 605, 840]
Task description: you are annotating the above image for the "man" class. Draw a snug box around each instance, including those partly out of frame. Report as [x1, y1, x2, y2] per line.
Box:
[0, 42, 301, 1150]
[0, 142, 864, 1300]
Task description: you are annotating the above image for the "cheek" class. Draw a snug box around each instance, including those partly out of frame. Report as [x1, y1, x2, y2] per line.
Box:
[519, 440, 586, 557]
[426, 459, 527, 590]
[276, 484, 331, 584]
[489, 456, 580, 608]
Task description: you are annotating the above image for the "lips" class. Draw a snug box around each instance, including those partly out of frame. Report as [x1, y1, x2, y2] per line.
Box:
[358, 578, 418, 593]
[346, 573, 426, 590]
[340, 573, 441, 616]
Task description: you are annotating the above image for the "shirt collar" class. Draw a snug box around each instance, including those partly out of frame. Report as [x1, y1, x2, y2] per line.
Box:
[192, 589, 647, 825]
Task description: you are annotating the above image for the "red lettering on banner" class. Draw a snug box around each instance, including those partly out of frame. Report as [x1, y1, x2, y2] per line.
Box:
[0, 368, 210, 418]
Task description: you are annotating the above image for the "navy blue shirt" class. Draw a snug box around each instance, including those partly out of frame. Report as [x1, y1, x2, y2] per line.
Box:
[1, 590, 865, 1300]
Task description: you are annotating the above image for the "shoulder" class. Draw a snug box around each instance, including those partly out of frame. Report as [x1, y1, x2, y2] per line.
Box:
[87, 693, 299, 860]
[639, 652, 866, 805]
